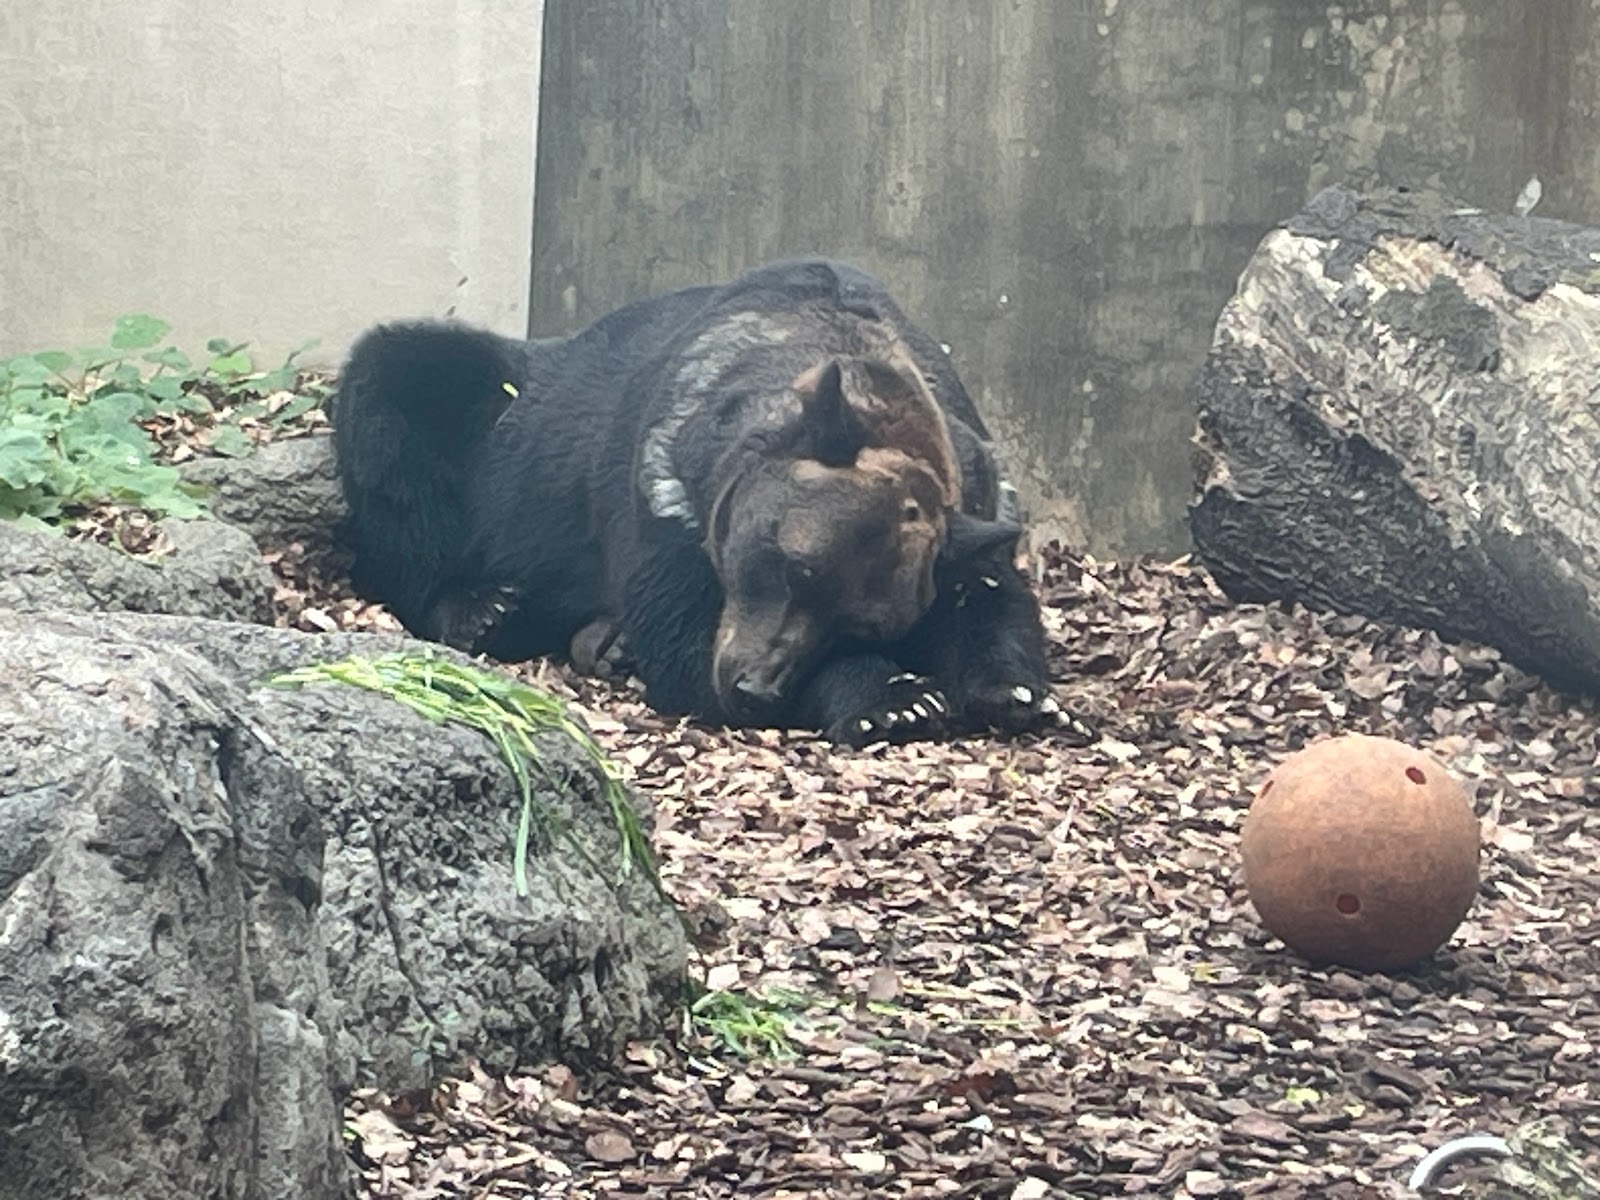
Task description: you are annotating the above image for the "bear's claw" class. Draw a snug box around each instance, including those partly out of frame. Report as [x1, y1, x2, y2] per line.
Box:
[833, 674, 952, 747]
[959, 681, 1096, 743]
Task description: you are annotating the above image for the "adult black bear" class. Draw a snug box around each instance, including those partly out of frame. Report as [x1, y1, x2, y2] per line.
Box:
[334, 259, 1066, 745]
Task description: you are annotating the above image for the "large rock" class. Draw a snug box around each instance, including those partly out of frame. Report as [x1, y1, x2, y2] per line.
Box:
[181, 436, 346, 549]
[161, 615, 688, 1084]
[0, 615, 341, 1198]
[0, 605, 686, 1196]
[0, 517, 275, 623]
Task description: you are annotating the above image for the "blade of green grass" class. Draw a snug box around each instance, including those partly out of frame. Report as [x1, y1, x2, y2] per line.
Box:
[270, 651, 661, 898]
[688, 987, 806, 1061]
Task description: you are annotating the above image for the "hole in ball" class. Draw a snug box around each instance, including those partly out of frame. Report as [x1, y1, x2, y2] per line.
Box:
[1336, 893, 1361, 915]
[1405, 766, 1426, 785]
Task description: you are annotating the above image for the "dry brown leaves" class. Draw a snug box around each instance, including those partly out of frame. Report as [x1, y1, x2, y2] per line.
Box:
[313, 547, 1600, 1200]
[59, 371, 1595, 1196]
[265, 536, 397, 638]
[141, 382, 332, 464]
[66, 504, 173, 555]
[66, 379, 331, 550]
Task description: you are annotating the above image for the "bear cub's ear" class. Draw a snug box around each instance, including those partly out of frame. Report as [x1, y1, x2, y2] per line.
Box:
[941, 509, 1023, 567]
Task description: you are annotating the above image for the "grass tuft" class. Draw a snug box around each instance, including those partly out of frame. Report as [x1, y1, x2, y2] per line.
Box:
[687, 986, 808, 1060]
[270, 652, 659, 897]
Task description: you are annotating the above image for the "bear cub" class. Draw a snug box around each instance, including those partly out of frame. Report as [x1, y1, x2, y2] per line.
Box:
[333, 258, 1066, 746]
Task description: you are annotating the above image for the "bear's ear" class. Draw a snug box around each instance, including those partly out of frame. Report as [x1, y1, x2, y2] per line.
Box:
[792, 359, 867, 467]
[941, 509, 1023, 565]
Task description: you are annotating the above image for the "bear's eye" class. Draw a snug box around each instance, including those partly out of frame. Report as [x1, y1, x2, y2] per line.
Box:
[903, 501, 923, 523]
[786, 560, 817, 590]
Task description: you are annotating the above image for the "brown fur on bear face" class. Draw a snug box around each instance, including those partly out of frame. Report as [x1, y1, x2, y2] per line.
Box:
[705, 353, 959, 717]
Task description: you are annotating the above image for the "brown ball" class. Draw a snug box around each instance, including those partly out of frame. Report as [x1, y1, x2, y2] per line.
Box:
[1241, 734, 1480, 972]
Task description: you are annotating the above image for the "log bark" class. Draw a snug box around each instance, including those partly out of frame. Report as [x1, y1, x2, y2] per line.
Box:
[1190, 184, 1600, 697]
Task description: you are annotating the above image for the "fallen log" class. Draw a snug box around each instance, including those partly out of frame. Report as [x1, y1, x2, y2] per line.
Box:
[1190, 184, 1600, 697]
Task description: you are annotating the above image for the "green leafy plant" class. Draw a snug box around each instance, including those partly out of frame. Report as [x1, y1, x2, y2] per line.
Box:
[194, 332, 330, 446]
[269, 652, 659, 897]
[0, 314, 328, 530]
[688, 986, 808, 1060]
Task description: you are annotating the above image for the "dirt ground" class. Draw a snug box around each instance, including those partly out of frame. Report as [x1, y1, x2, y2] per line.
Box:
[256, 529, 1600, 1200]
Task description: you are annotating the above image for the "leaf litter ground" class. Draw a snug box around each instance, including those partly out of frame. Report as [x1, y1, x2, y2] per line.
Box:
[271, 534, 1599, 1199]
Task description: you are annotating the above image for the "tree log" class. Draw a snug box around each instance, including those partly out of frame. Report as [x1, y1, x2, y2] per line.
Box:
[1190, 184, 1600, 697]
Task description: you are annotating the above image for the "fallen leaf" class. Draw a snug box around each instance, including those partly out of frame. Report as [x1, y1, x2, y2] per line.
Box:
[584, 1129, 636, 1164]
[866, 965, 901, 1003]
[347, 1109, 412, 1166]
[840, 1150, 889, 1173]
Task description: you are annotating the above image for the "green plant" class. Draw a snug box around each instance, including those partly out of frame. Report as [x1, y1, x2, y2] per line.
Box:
[0, 314, 328, 530]
[688, 986, 808, 1060]
[269, 652, 659, 897]
[196, 332, 330, 449]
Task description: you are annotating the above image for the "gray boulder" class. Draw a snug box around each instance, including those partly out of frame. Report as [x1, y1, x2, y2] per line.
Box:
[181, 435, 346, 549]
[0, 431, 687, 1199]
[0, 611, 686, 1200]
[0, 613, 342, 1199]
[0, 517, 275, 623]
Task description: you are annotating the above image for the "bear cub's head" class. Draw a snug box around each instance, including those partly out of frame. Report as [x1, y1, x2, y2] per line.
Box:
[706, 353, 962, 721]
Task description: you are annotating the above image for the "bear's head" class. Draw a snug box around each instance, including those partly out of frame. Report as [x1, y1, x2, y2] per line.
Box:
[705, 353, 961, 720]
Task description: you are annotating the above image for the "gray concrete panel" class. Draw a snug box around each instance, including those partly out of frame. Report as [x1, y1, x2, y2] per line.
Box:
[1, 1, 542, 365]
[531, 1, 1600, 555]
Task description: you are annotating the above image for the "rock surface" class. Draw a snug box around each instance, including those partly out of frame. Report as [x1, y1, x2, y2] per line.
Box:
[0, 456, 686, 1197]
[181, 436, 347, 549]
[0, 516, 275, 623]
[0, 615, 342, 1198]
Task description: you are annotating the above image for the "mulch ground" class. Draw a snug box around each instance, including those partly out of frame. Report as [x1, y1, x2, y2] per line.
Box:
[254, 523, 1600, 1199]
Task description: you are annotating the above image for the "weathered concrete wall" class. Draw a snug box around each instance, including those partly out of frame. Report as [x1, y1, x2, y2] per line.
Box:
[530, 0, 1600, 555]
[0, 1, 542, 365]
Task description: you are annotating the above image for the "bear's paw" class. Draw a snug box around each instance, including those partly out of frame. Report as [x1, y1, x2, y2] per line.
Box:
[828, 672, 952, 747]
[960, 681, 1096, 743]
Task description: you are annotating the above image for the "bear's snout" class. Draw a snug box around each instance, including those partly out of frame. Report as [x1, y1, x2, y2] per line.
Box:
[711, 605, 821, 719]
[714, 655, 799, 722]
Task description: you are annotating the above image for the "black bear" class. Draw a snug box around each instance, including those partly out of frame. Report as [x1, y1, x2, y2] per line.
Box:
[333, 258, 1065, 745]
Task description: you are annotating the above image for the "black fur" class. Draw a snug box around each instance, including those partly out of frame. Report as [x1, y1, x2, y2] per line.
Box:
[333, 258, 1061, 745]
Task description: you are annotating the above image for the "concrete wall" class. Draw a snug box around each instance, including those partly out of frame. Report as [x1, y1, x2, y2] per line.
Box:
[530, 0, 1600, 555]
[1, 1, 542, 365]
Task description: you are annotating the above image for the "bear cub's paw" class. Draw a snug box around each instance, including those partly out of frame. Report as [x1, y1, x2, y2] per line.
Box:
[828, 672, 952, 748]
[430, 583, 521, 654]
[569, 617, 637, 682]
